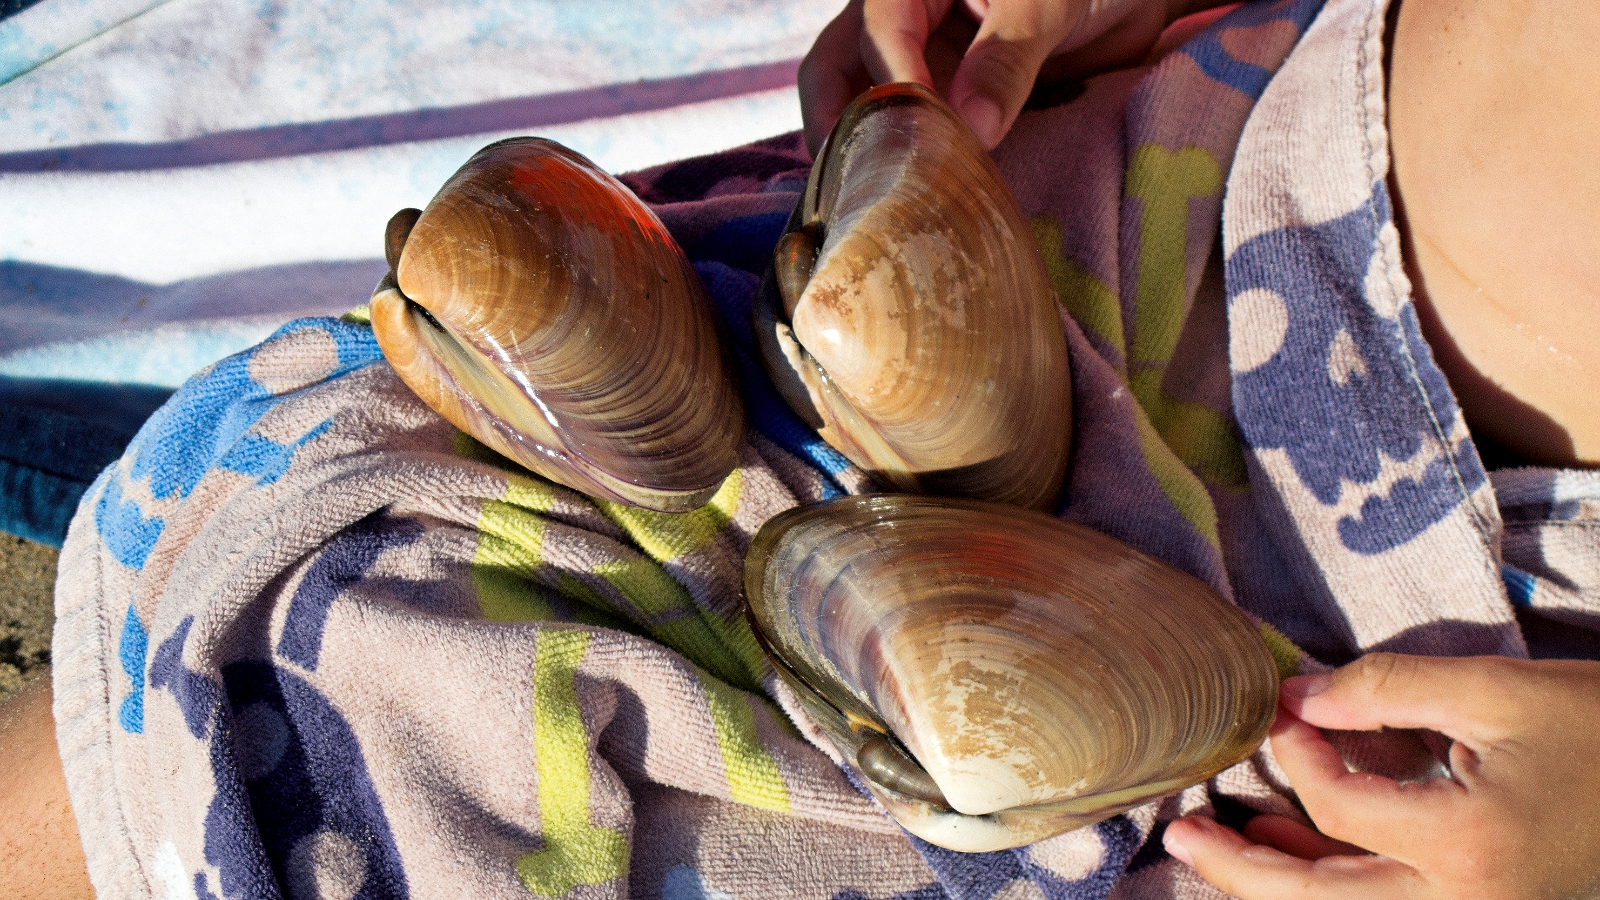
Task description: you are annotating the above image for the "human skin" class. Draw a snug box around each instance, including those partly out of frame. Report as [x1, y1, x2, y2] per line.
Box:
[7, 0, 1599, 894]
[798, 0, 1228, 153]
[1163, 655, 1600, 899]
[0, 672, 95, 900]
[1384, 0, 1600, 468]
[1161, 0, 1600, 890]
[803, 0, 1600, 893]
[1164, 1, 1600, 883]
[801, 0, 1600, 468]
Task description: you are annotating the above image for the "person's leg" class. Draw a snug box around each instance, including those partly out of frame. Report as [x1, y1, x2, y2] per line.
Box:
[0, 671, 94, 899]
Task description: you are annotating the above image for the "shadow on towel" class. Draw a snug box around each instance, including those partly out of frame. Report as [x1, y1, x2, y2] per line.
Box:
[0, 380, 171, 546]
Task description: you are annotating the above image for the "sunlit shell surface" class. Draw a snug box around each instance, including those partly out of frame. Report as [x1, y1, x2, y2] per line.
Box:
[756, 83, 1071, 510]
[371, 137, 743, 511]
[745, 496, 1279, 852]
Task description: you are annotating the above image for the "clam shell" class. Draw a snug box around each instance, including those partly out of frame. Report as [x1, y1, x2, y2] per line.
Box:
[756, 83, 1071, 510]
[745, 496, 1279, 852]
[371, 137, 743, 511]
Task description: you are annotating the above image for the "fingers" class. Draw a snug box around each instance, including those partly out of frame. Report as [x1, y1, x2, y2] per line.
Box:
[943, 0, 1085, 147]
[1164, 816, 1422, 900]
[800, 0, 957, 155]
[801, 0, 1198, 153]
[860, 0, 954, 87]
[1172, 657, 1600, 899]
[1269, 709, 1464, 860]
[799, 0, 873, 155]
[1243, 814, 1369, 860]
[1281, 654, 1516, 745]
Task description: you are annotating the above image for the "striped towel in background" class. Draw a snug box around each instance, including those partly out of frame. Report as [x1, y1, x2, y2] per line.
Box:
[0, 0, 839, 543]
[31, 0, 1600, 896]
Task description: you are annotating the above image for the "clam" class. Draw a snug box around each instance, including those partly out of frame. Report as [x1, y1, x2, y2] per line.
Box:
[756, 83, 1071, 510]
[744, 496, 1279, 852]
[371, 137, 744, 511]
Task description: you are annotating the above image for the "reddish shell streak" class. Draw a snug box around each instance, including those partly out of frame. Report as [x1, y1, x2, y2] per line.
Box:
[372, 137, 744, 511]
[509, 156, 676, 247]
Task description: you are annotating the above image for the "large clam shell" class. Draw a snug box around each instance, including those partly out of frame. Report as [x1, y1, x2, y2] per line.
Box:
[371, 137, 744, 511]
[745, 496, 1279, 852]
[756, 83, 1071, 510]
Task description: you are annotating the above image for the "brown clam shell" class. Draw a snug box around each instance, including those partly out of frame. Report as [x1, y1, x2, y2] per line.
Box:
[745, 496, 1280, 852]
[370, 137, 743, 511]
[756, 83, 1072, 510]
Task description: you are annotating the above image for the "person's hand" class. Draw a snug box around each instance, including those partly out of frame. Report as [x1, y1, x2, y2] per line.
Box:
[799, 0, 1206, 153]
[1163, 653, 1600, 899]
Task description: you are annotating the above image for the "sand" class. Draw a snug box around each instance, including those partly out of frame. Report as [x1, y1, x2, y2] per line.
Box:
[0, 533, 58, 706]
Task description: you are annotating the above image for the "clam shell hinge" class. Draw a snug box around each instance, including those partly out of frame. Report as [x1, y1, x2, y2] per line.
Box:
[756, 83, 1072, 511]
[371, 137, 744, 512]
[744, 495, 1280, 852]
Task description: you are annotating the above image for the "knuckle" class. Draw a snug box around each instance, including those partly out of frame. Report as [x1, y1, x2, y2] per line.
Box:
[984, 1, 1080, 50]
[1302, 795, 1358, 841]
[861, 0, 922, 40]
[965, 44, 1045, 93]
[1348, 651, 1413, 698]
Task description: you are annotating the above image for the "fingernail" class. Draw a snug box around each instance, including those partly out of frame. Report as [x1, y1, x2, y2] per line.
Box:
[1280, 673, 1331, 699]
[958, 96, 1003, 148]
[1162, 827, 1196, 867]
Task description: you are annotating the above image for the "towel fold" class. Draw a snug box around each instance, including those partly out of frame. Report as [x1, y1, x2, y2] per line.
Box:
[50, 1, 1600, 898]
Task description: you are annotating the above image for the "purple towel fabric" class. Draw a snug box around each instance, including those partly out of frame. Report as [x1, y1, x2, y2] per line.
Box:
[53, 0, 1600, 898]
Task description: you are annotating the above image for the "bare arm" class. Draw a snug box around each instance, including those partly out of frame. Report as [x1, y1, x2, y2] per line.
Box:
[0, 672, 95, 900]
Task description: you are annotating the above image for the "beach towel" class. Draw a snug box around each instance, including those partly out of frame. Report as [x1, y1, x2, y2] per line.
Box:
[52, 0, 1600, 897]
[0, 0, 836, 545]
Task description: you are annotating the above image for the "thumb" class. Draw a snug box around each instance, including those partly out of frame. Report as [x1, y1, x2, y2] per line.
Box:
[945, 2, 1085, 148]
[1283, 653, 1518, 746]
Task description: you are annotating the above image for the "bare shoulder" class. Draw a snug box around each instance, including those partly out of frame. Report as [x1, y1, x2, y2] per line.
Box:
[1387, 0, 1600, 468]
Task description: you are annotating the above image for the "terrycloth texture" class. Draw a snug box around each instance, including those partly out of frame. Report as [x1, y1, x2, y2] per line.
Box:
[1224, 0, 1522, 659]
[0, 0, 831, 356]
[53, 1, 1600, 899]
[0, 402, 135, 545]
[0, 0, 834, 544]
[1219, 0, 1596, 663]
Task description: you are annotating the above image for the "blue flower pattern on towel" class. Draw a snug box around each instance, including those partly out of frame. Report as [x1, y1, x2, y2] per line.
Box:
[276, 513, 424, 672]
[88, 319, 411, 895]
[64, 0, 1377, 888]
[1229, 184, 1485, 555]
[901, 817, 1141, 900]
[99, 319, 384, 736]
[116, 604, 148, 733]
[94, 318, 381, 571]
[217, 660, 410, 900]
[149, 616, 222, 740]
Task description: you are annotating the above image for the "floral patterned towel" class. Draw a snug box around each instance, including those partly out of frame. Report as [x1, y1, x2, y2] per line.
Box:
[54, 0, 1600, 897]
